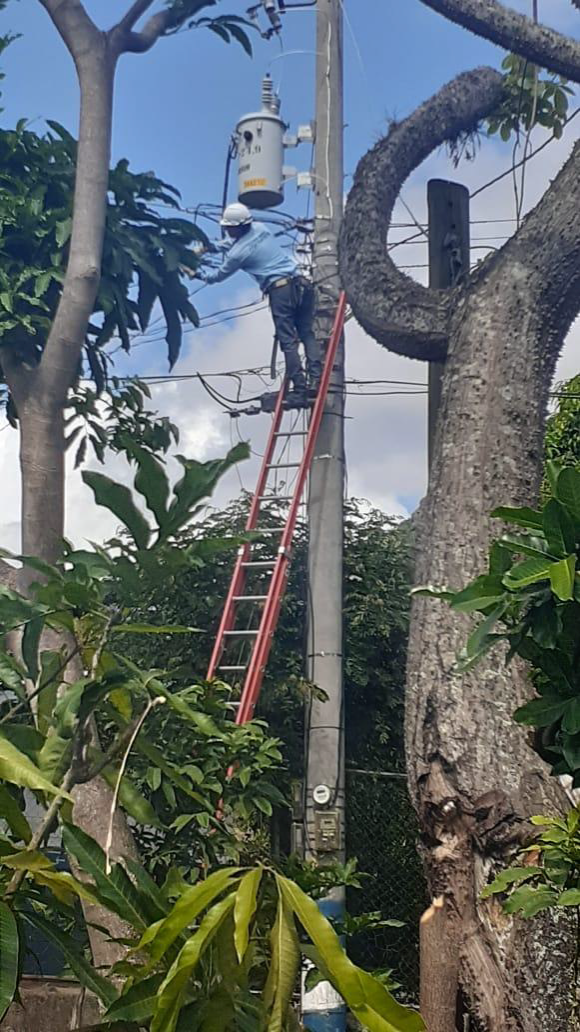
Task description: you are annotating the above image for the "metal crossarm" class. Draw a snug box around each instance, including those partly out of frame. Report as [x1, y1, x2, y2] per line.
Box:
[206, 291, 347, 725]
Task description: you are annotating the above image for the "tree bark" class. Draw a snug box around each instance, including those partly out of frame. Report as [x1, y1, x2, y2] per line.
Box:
[420, 896, 459, 1032]
[339, 69, 580, 1031]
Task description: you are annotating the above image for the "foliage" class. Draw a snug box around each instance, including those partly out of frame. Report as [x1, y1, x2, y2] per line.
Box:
[544, 375, 580, 485]
[0, 120, 206, 411]
[414, 463, 580, 783]
[480, 808, 580, 920]
[487, 54, 573, 143]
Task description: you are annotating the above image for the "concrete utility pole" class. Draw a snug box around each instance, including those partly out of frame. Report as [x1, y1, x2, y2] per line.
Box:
[302, 0, 345, 1029]
[427, 179, 470, 473]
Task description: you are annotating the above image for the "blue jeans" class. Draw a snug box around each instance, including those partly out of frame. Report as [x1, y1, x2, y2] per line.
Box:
[268, 278, 322, 390]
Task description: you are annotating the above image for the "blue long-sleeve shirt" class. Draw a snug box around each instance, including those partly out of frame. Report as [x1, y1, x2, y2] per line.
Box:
[200, 223, 298, 292]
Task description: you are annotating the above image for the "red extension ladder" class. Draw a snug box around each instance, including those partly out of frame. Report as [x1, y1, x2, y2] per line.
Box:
[206, 292, 347, 724]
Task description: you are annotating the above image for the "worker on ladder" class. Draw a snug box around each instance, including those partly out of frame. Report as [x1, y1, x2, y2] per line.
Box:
[197, 203, 321, 407]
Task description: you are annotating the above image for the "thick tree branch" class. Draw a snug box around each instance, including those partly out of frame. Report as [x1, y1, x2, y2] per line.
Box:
[38, 0, 101, 64]
[420, 0, 580, 83]
[112, 0, 213, 54]
[338, 67, 504, 361]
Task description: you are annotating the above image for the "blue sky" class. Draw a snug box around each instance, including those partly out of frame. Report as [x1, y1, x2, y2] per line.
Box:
[1, 1, 579, 545]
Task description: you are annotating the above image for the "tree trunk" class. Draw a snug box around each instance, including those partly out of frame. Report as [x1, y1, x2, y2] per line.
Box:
[19, 399, 65, 564]
[339, 67, 580, 1032]
[407, 278, 576, 1031]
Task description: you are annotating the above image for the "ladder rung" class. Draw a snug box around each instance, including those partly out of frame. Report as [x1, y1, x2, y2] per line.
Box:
[219, 665, 247, 672]
[267, 462, 301, 470]
[223, 629, 258, 637]
[273, 431, 307, 438]
[233, 595, 268, 601]
[255, 527, 285, 535]
[241, 560, 277, 568]
[258, 495, 293, 501]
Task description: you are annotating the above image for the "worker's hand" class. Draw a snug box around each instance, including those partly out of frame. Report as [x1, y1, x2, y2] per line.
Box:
[179, 263, 198, 280]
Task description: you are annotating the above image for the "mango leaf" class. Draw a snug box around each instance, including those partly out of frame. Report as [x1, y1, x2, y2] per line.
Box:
[100, 762, 162, 828]
[0, 785, 31, 843]
[0, 652, 26, 699]
[263, 893, 300, 1032]
[62, 824, 149, 930]
[277, 874, 424, 1031]
[234, 868, 262, 963]
[152, 894, 236, 1032]
[0, 734, 71, 799]
[23, 910, 117, 1008]
[455, 604, 506, 673]
[0, 902, 18, 1021]
[491, 505, 543, 530]
[110, 623, 199, 635]
[105, 974, 163, 1025]
[21, 616, 44, 682]
[549, 555, 576, 602]
[503, 885, 558, 918]
[0, 724, 44, 759]
[82, 471, 151, 549]
[137, 867, 240, 962]
[480, 867, 539, 899]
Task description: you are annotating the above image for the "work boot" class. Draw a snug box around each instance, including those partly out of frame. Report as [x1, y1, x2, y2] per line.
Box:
[308, 377, 321, 399]
[285, 387, 309, 409]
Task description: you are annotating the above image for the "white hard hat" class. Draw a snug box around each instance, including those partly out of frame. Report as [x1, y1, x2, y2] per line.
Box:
[221, 202, 253, 227]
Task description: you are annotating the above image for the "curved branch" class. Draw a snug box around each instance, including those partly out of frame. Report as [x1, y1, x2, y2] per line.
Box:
[420, 0, 580, 83]
[339, 67, 504, 361]
[112, 0, 214, 54]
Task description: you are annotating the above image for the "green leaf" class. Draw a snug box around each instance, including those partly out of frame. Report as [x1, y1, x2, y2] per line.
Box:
[0, 733, 71, 798]
[21, 616, 44, 682]
[513, 695, 568, 728]
[0, 785, 32, 842]
[498, 533, 551, 560]
[543, 499, 577, 557]
[82, 471, 151, 549]
[480, 867, 539, 899]
[152, 894, 237, 1032]
[263, 893, 300, 1032]
[23, 911, 117, 1007]
[62, 824, 149, 930]
[110, 623, 199, 635]
[137, 867, 240, 962]
[557, 889, 580, 906]
[234, 868, 262, 963]
[450, 575, 505, 613]
[100, 763, 162, 828]
[503, 556, 554, 590]
[549, 555, 576, 602]
[0, 902, 18, 1021]
[455, 604, 506, 673]
[105, 974, 163, 1024]
[0, 652, 26, 699]
[562, 732, 580, 773]
[562, 698, 580, 735]
[556, 467, 580, 523]
[277, 875, 424, 1031]
[503, 885, 558, 918]
[131, 445, 170, 528]
[491, 505, 544, 530]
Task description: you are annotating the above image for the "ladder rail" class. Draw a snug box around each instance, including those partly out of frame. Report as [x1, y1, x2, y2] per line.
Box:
[235, 291, 347, 724]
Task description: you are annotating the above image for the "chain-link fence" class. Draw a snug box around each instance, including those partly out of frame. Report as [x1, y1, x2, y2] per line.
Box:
[345, 769, 427, 999]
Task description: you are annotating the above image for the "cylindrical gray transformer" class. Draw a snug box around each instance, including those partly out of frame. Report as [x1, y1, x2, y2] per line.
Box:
[236, 75, 285, 209]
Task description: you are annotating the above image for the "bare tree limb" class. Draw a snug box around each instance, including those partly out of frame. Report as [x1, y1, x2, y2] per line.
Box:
[338, 67, 504, 361]
[37, 0, 101, 65]
[420, 0, 580, 83]
[113, 0, 213, 54]
[114, 0, 156, 34]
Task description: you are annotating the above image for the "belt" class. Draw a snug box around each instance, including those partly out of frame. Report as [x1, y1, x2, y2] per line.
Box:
[266, 276, 294, 294]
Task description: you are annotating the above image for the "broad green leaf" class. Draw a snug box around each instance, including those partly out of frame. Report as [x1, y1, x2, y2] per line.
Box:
[123, 857, 169, 922]
[152, 894, 237, 1032]
[277, 875, 424, 1031]
[530, 601, 562, 649]
[0, 652, 26, 699]
[503, 556, 554, 590]
[409, 585, 454, 602]
[561, 698, 580, 735]
[137, 867, 240, 962]
[82, 470, 151, 549]
[0, 902, 18, 1021]
[62, 824, 149, 930]
[450, 575, 505, 613]
[23, 910, 117, 1007]
[234, 868, 262, 963]
[21, 616, 44, 682]
[36, 650, 63, 736]
[0, 734, 71, 799]
[549, 555, 576, 602]
[0, 785, 31, 843]
[131, 445, 170, 528]
[455, 604, 506, 673]
[513, 695, 568, 727]
[556, 467, 580, 523]
[0, 724, 44, 758]
[543, 499, 576, 557]
[557, 889, 580, 906]
[503, 885, 558, 918]
[562, 732, 580, 773]
[480, 867, 539, 899]
[491, 505, 543, 530]
[105, 974, 163, 1024]
[498, 533, 551, 560]
[163, 445, 249, 539]
[37, 729, 71, 786]
[263, 893, 300, 1032]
